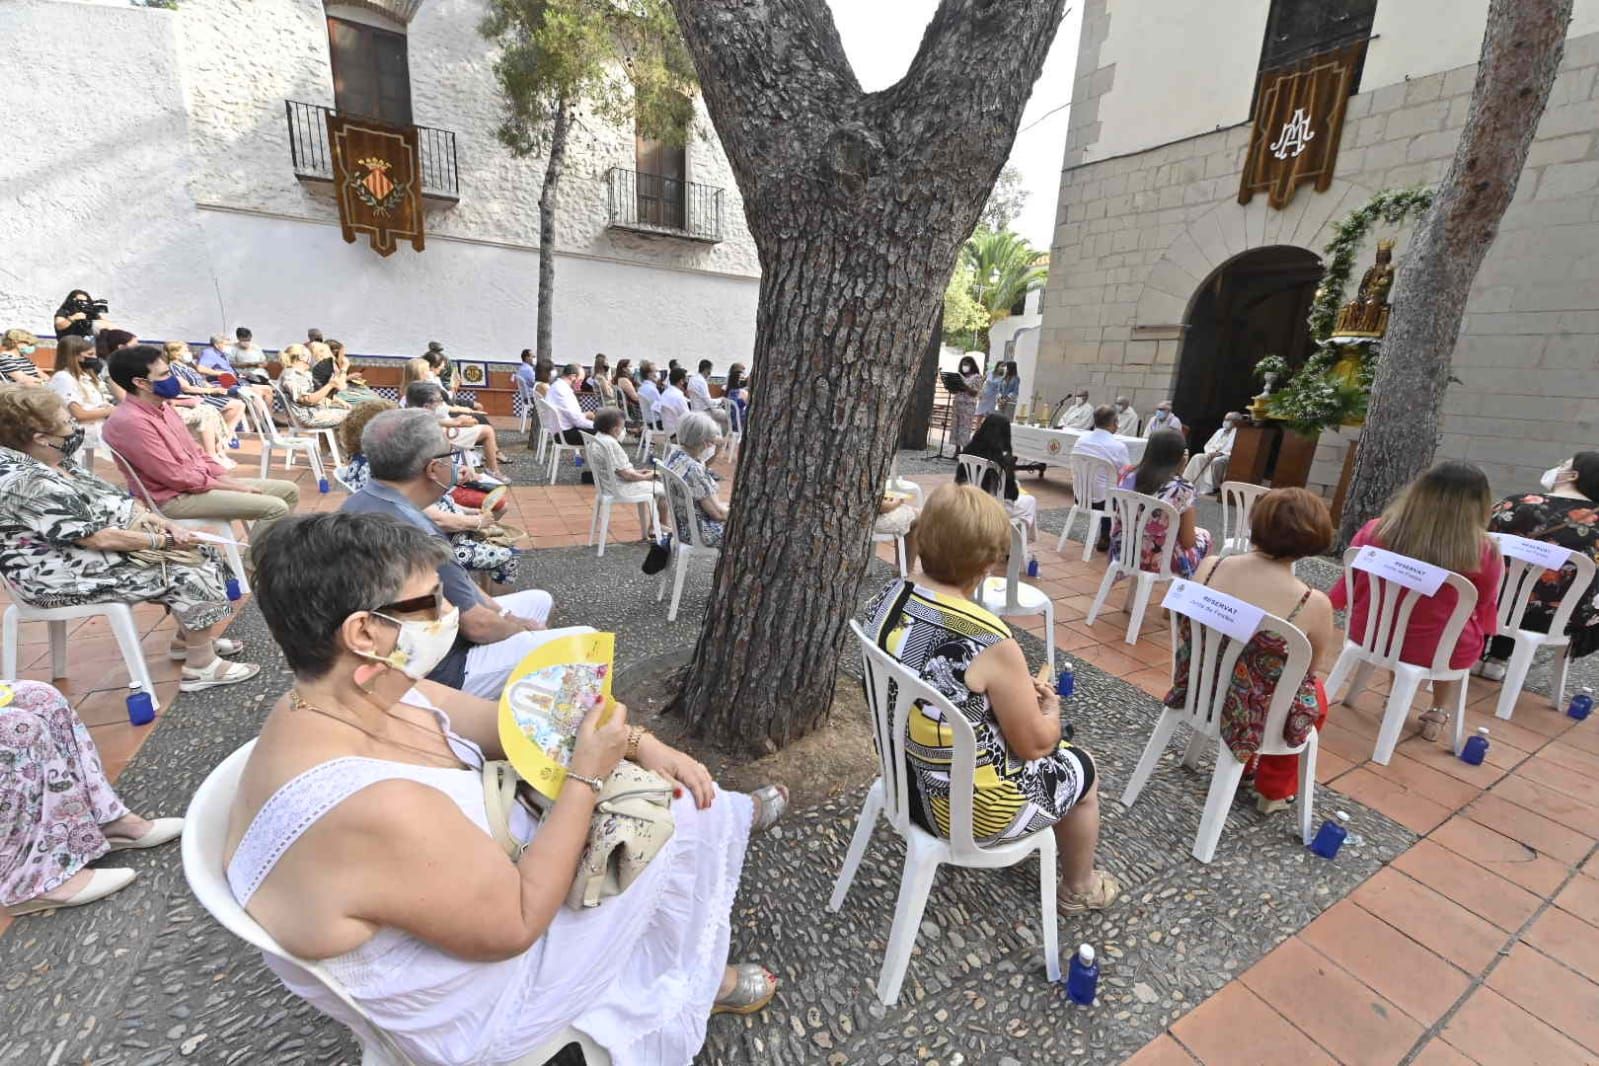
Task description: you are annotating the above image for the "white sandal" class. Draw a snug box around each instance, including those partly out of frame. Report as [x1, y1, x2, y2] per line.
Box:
[5, 869, 136, 916]
[169, 638, 244, 662]
[179, 658, 260, 692]
[105, 817, 184, 852]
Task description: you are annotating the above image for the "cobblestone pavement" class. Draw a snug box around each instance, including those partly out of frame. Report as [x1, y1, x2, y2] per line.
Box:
[0, 534, 1412, 1066]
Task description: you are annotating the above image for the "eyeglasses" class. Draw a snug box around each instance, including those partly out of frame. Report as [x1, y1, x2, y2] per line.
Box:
[371, 587, 446, 619]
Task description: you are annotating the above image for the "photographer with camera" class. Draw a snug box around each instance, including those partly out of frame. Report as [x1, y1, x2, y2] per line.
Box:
[53, 290, 111, 340]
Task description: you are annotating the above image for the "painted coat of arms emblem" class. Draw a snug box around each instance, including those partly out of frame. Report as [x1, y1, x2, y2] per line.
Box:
[349, 156, 409, 216]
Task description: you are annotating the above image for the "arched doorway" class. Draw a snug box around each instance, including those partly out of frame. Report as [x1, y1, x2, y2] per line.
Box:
[1173, 245, 1322, 447]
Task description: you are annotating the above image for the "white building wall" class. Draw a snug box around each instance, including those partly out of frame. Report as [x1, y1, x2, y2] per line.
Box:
[1083, 0, 1599, 164]
[1039, 3, 1599, 497]
[1088, 0, 1269, 162]
[0, 0, 760, 363]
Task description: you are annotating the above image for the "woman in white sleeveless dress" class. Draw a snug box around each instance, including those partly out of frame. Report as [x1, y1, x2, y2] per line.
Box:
[225, 512, 788, 1065]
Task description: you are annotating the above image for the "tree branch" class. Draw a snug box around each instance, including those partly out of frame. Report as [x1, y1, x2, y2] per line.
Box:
[878, 0, 1070, 191]
[665, 0, 862, 188]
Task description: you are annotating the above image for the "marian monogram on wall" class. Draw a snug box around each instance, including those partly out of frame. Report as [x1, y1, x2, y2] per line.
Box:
[1239, 40, 1366, 210]
[325, 112, 426, 256]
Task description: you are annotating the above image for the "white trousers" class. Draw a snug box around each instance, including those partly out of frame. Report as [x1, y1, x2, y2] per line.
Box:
[1183, 453, 1229, 495]
[461, 589, 595, 700]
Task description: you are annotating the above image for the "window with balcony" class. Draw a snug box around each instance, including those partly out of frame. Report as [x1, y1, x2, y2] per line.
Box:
[635, 129, 688, 232]
[327, 15, 412, 126]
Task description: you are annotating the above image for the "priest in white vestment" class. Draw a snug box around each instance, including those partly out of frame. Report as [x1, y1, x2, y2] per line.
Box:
[1182, 411, 1241, 494]
[1115, 396, 1139, 436]
[1055, 390, 1094, 430]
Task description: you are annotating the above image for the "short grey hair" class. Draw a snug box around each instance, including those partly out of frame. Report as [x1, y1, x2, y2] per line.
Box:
[1116, 395, 1130, 405]
[676, 411, 721, 455]
[210, 334, 229, 348]
[253, 513, 451, 680]
[405, 381, 445, 409]
[364, 408, 448, 481]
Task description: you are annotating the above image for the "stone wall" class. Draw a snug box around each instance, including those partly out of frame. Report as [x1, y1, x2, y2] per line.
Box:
[0, 0, 760, 361]
[1038, 12, 1599, 497]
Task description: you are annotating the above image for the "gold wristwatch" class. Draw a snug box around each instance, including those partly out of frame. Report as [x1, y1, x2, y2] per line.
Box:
[625, 725, 648, 762]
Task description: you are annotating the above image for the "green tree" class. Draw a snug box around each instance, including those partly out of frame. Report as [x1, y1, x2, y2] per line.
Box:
[980, 164, 1029, 233]
[942, 261, 989, 351]
[480, 0, 695, 363]
[962, 227, 1048, 355]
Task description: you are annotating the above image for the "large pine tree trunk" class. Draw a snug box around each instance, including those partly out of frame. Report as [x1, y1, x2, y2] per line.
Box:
[535, 97, 572, 366]
[1338, 0, 1571, 544]
[667, 0, 1067, 752]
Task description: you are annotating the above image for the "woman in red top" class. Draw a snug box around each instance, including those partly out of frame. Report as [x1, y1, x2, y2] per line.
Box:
[1330, 462, 1502, 742]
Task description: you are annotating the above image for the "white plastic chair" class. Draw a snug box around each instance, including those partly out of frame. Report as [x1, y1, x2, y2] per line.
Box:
[1, 573, 161, 710]
[272, 383, 343, 467]
[244, 392, 327, 483]
[872, 530, 909, 577]
[1120, 607, 1316, 862]
[829, 621, 1060, 1005]
[979, 521, 1056, 672]
[1217, 481, 1269, 557]
[1055, 454, 1119, 561]
[1086, 488, 1182, 645]
[1324, 547, 1479, 765]
[654, 460, 720, 622]
[515, 378, 537, 435]
[182, 742, 609, 1066]
[1486, 532, 1596, 720]
[106, 446, 251, 597]
[956, 454, 1003, 501]
[533, 398, 578, 485]
[583, 432, 660, 557]
[634, 393, 671, 464]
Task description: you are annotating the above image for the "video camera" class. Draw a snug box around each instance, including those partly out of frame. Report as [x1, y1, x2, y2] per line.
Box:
[67, 294, 110, 321]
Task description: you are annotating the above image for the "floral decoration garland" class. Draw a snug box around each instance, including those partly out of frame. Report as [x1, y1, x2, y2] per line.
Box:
[1265, 185, 1435, 435]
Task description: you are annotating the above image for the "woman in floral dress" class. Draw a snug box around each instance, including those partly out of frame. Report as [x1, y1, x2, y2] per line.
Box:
[1483, 452, 1599, 677]
[950, 355, 983, 450]
[276, 344, 350, 430]
[1112, 428, 1212, 579]
[0, 386, 258, 690]
[2, 681, 185, 915]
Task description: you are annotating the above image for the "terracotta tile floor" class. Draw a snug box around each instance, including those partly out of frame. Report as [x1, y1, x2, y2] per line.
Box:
[8, 440, 1599, 1065]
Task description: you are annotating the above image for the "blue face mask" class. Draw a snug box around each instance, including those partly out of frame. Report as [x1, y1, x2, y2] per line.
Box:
[19, 344, 36, 356]
[150, 374, 184, 399]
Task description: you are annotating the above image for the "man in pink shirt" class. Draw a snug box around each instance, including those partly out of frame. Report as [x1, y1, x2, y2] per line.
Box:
[103, 346, 299, 568]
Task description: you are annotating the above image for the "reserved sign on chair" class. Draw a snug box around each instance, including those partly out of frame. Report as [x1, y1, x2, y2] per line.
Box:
[1161, 579, 1266, 643]
[1351, 546, 1449, 595]
[1495, 534, 1573, 572]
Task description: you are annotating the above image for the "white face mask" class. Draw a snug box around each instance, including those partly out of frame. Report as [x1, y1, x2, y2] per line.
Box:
[360, 605, 460, 680]
[1541, 462, 1572, 492]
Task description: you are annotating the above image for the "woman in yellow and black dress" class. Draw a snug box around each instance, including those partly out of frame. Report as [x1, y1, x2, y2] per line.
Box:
[863, 483, 1119, 912]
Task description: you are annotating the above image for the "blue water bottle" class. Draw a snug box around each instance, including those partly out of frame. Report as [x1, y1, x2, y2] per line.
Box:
[126, 691, 155, 726]
[1567, 686, 1594, 721]
[1066, 943, 1099, 1005]
[1056, 662, 1076, 700]
[1460, 727, 1490, 766]
[225, 577, 242, 601]
[1027, 557, 1040, 579]
[1309, 810, 1350, 859]
[318, 476, 330, 494]
[574, 452, 584, 468]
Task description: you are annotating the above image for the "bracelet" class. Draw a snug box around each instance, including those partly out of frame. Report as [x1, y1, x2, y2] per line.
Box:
[147, 532, 161, 550]
[625, 725, 648, 762]
[566, 770, 604, 794]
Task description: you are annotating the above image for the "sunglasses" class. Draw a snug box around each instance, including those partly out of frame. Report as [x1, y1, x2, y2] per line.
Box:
[371, 587, 445, 618]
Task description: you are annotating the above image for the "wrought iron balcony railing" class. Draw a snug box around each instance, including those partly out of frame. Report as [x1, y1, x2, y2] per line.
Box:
[606, 167, 724, 243]
[285, 100, 460, 201]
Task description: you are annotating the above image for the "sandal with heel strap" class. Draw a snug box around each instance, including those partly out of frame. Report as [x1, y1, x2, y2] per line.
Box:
[712, 963, 778, 1015]
[750, 785, 789, 835]
[1062, 869, 1121, 914]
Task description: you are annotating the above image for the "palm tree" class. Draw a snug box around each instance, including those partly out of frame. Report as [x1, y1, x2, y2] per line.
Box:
[961, 228, 1049, 356]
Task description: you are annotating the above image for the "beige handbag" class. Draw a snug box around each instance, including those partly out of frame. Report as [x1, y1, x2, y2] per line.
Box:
[481, 759, 676, 911]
